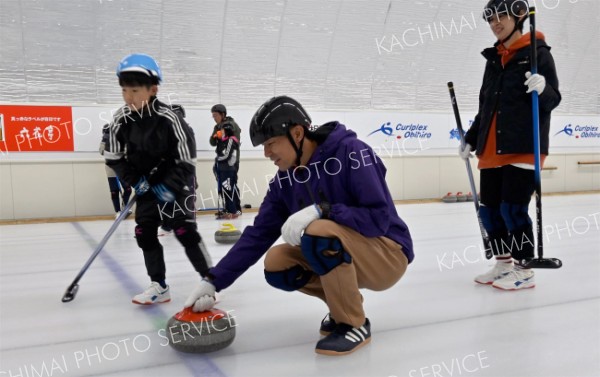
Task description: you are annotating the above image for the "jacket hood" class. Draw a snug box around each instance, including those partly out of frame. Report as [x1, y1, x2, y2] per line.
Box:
[307, 121, 356, 161]
[482, 31, 550, 62]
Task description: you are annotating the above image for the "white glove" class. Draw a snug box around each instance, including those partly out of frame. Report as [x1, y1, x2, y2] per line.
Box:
[458, 143, 473, 160]
[281, 204, 321, 246]
[525, 72, 546, 94]
[184, 279, 216, 312]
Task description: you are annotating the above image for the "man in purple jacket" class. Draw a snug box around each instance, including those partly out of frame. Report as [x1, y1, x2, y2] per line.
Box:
[185, 96, 413, 356]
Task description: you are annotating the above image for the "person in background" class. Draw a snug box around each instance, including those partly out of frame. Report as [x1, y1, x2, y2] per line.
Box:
[214, 123, 240, 219]
[210, 104, 242, 218]
[99, 124, 132, 219]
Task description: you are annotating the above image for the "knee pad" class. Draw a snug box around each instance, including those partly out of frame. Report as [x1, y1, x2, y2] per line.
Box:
[135, 225, 160, 250]
[264, 265, 312, 291]
[500, 202, 532, 232]
[300, 234, 351, 276]
[479, 205, 507, 235]
[173, 224, 201, 247]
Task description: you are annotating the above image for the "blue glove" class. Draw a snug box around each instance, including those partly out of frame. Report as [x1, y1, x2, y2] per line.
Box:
[133, 176, 150, 196]
[152, 183, 175, 203]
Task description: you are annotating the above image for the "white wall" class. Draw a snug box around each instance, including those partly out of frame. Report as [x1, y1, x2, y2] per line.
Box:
[1, 153, 599, 221]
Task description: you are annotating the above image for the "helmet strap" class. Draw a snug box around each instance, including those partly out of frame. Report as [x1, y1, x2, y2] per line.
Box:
[500, 14, 526, 46]
[286, 129, 305, 167]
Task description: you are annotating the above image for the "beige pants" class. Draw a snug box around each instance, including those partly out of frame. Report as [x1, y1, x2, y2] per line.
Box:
[264, 219, 409, 328]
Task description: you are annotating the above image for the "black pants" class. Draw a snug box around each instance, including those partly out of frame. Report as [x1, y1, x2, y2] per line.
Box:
[107, 177, 131, 212]
[219, 169, 240, 214]
[479, 165, 536, 260]
[134, 184, 212, 282]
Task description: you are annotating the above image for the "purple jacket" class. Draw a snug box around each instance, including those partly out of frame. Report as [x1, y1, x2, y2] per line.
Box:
[209, 122, 413, 291]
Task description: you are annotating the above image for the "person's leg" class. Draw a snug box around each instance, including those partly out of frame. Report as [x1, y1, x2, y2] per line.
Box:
[119, 177, 132, 208]
[213, 163, 224, 216]
[107, 177, 121, 213]
[500, 165, 536, 261]
[132, 195, 170, 304]
[168, 189, 213, 277]
[220, 170, 237, 216]
[475, 168, 514, 284]
[105, 166, 122, 214]
[493, 165, 536, 290]
[302, 220, 408, 328]
[232, 171, 242, 213]
[263, 220, 408, 355]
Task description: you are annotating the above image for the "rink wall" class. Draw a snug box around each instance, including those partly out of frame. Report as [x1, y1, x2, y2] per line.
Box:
[1, 153, 599, 221]
[0, 104, 598, 220]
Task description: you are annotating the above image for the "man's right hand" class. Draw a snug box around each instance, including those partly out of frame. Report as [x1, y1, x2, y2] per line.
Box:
[184, 278, 216, 312]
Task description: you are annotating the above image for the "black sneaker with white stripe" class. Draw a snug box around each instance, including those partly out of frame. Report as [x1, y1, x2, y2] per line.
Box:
[315, 318, 371, 356]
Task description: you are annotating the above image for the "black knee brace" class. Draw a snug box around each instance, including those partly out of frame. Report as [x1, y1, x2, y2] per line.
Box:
[135, 225, 160, 250]
[300, 234, 351, 275]
[173, 224, 212, 276]
[173, 224, 201, 247]
[264, 265, 313, 291]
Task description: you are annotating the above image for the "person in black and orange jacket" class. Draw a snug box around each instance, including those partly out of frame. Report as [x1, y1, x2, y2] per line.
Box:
[460, 0, 560, 290]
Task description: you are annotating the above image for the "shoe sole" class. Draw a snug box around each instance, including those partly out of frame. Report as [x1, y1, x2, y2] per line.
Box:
[132, 298, 171, 305]
[474, 280, 494, 285]
[319, 330, 332, 336]
[315, 337, 371, 356]
[492, 284, 535, 291]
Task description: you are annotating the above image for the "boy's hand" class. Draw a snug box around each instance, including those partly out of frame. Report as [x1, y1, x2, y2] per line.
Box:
[134, 177, 151, 196]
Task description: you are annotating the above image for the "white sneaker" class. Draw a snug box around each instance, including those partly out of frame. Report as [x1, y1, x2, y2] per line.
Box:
[474, 260, 514, 284]
[115, 211, 121, 219]
[492, 267, 535, 290]
[132, 282, 171, 305]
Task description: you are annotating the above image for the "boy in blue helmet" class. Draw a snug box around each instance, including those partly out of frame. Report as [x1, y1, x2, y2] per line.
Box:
[460, 0, 560, 290]
[104, 53, 213, 305]
[185, 96, 414, 356]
